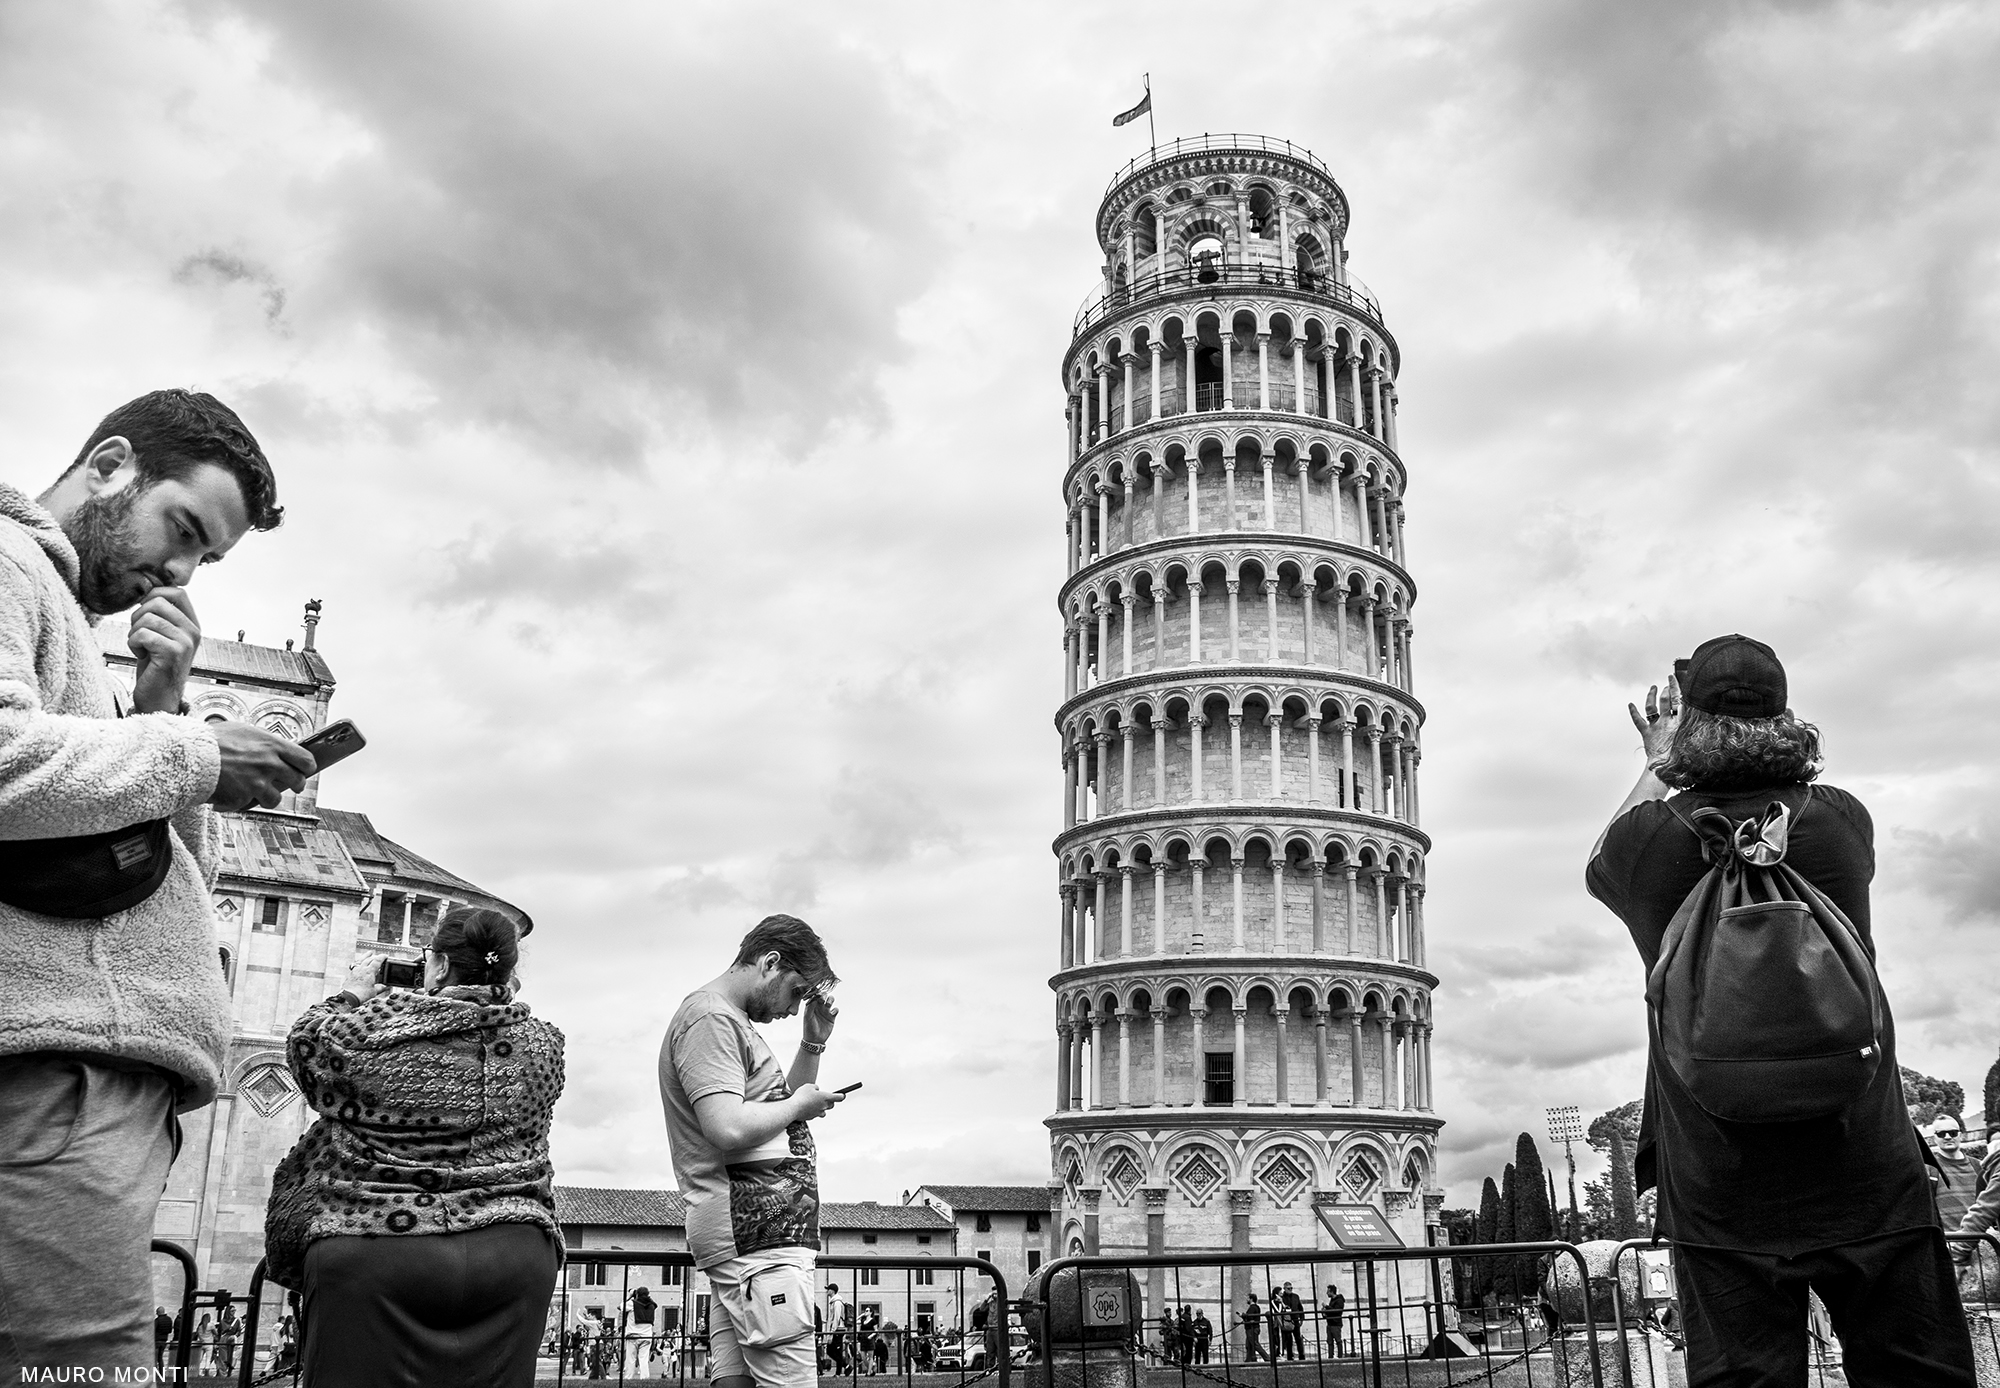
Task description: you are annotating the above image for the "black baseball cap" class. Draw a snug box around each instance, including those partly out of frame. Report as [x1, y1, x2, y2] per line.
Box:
[1675, 635, 1786, 718]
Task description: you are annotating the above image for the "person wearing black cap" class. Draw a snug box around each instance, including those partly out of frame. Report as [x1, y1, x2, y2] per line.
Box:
[1587, 636, 1975, 1384]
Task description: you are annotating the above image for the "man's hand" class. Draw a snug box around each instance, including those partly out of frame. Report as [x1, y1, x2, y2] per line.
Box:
[804, 990, 839, 1048]
[128, 586, 201, 714]
[341, 955, 383, 1003]
[1627, 674, 1683, 765]
[209, 721, 316, 811]
[791, 1083, 847, 1122]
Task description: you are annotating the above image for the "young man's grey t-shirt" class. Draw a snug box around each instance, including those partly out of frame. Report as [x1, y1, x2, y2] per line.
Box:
[659, 990, 820, 1269]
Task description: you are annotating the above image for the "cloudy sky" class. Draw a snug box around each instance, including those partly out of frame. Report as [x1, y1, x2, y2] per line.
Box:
[6, 0, 2000, 1209]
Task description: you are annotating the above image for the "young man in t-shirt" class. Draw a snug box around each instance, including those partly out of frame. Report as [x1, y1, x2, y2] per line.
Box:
[1587, 635, 1974, 1383]
[660, 914, 846, 1388]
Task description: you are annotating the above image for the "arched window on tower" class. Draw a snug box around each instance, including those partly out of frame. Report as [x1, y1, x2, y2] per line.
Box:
[1295, 234, 1324, 291]
[1188, 233, 1223, 284]
[1133, 203, 1158, 259]
[1247, 186, 1278, 240]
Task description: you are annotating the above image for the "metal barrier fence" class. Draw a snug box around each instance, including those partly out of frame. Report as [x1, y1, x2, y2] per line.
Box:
[1603, 1230, 2000, 1387]
[1031, 1242, 1607, 1388]
[183, 1231, 2000, 1386]
[228, 1249, 1010, 1388]
[151, 1238, 200, 1379]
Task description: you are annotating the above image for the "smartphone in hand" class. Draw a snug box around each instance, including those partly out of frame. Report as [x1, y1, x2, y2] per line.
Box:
[300, 719, 367, 772]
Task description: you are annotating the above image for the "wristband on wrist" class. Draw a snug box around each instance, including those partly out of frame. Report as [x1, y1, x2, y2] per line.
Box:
[801, 1040, 827, 1054]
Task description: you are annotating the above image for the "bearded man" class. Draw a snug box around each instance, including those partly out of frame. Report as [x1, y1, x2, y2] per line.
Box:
[0, 390, 315, 1376]
[659, 915, 847, 1388]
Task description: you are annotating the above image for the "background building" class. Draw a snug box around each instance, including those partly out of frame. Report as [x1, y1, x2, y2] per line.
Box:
[1050, 134, 1441, 1332]
[555, 1188, 963, 1346]
[105, 605, 528, 1303]
[908, 1184, 1049, 1299]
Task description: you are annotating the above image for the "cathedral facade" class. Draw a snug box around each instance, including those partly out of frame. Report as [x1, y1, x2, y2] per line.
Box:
[1048, 135, 1440, 1315]
[97, 605, 525, 1302]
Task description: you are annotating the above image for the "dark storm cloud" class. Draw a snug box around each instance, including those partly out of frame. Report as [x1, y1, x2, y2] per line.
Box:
[202, 0, 948, 463]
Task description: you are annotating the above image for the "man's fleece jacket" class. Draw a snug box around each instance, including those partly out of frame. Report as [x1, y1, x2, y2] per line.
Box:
[0, 482, 231, 1107]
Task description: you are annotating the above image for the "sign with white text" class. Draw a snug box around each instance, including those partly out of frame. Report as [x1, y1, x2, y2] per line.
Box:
[1314, 1204, 1406, 1251]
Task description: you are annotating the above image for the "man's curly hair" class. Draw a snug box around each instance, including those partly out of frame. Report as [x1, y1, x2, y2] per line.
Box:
[66, 388, 281, 530]
[1655, 706, 1823, 792]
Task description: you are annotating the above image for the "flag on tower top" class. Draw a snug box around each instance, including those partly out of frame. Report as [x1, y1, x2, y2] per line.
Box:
[1112, 90, 1151, 128]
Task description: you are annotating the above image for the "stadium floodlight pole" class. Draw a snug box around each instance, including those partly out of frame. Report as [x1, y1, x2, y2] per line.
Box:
[1546, 1106, 1585, 1241]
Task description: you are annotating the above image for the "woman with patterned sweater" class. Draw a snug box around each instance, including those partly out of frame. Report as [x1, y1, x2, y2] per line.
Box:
[265, 907, 564, 1387]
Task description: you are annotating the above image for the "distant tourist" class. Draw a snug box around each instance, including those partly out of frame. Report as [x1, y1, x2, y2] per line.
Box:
[1930, 1118, 1983, 1231]
[1322, 1283, 1345, 1357]
[0, 390, 307, 1377]
[214, 1305, 238, 1378]
[152, 1308, 173, 1373]
[1279, 1282, 1304, 1359]
[191, 1313, 213, 1376]
[1192, 1309, 1211, 1363]
[659, 914, 846, 1388]
[1240, 1291, 1265, 1362]
[1587, 635, 1975, 1381]
[626, 1286, 659, 1380]
[264, 906, 563, 1386]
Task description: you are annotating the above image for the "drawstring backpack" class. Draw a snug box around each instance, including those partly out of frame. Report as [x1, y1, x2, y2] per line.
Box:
[1645, 787, 1887, 1123]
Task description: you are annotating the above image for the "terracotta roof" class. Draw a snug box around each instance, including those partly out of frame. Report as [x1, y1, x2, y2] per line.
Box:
[95, 623, 333, 689]
[823, 1202, 955, 1231]
[216, 813, 369, 894]
[556, 1187, 688, 1228]
[914, 1186, 1054, 1214]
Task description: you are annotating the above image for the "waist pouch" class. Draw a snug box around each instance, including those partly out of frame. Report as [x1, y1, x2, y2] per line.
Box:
[0, 818, 173, 919]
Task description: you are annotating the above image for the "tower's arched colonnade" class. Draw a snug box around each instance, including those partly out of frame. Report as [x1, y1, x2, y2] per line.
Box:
[1045, 138, 1442, 1305]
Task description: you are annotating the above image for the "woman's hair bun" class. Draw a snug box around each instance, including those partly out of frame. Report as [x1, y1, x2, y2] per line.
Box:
[432, 907, 521, 985]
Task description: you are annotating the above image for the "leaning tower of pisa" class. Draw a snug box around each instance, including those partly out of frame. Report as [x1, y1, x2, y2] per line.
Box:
[1048, 135, 1440, 1307]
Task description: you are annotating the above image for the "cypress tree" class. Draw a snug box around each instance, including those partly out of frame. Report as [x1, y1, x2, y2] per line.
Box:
[1985, 1050, 2000, 1127]
[1513, 1133, 1557, 1288]
[1608, 1127, 1640, 1239]
[1496, 1163, 1519, 1301]
[1473, 1177, 1501, 1298]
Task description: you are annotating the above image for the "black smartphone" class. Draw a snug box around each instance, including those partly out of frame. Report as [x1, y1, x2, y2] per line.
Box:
[835, 1082, 863, 1095]
[300, 719, 366, 773]
[379, 959, 424, 989]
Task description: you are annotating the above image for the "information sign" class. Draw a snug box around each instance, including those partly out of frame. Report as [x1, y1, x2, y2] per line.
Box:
[1313, 1204, 1406, 1251]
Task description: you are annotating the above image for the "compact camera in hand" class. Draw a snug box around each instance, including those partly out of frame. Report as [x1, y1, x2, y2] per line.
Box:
[378, 958, 424, 989]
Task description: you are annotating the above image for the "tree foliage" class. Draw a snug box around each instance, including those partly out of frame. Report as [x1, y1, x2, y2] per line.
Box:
[1902, 1065, 1965, 1126]
[1473, 1178, 1501, 1299]
[1607, 1126, 1641, 1240]
[1494, 1164, 1520, 1299]
[1586, 1100, 1643, 1153]
[1513, 1134, 1556, 1243]
[1985, 1050, 2000, 1127]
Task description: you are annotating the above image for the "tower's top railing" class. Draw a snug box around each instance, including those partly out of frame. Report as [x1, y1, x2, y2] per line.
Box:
[1102, 134, 1336, 201]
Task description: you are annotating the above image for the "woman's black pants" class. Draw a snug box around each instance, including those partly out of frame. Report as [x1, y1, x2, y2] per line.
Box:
[301, 1223, 559, 1388]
